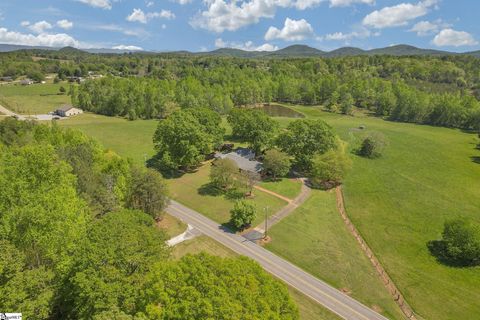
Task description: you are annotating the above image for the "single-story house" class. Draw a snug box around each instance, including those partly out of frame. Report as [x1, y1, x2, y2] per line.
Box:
[214, 148, 262, 174]
[0, 76, 13, 82]
[55, 105, 84, 117]
[20, 79, 34, 85]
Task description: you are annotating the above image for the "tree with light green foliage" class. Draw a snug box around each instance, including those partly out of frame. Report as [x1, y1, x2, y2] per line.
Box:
[277, 119, 337, 171]
[61, 210, 169, 319]
[228, 108, 279, 154]
[263, 149, 291, 180]
[230, 200, 257, 229]
[153, 110, 217, 171]
[141, 254, 299, 320]
[210, 158, 239, 190]
[309, 143, 352, 189]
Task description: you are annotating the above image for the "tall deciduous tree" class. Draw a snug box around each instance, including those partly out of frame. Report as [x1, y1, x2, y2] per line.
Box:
[141, 254, 299, 319]
[228, 108, 279, 154]
[153, 110, 215, 170]
[126, 166, 169, 221]
[230, 200, 257, 229]
[277, 119, 337, 171]
[309, 144, 351, 189]
[210, 158, 239, 190]
[263, 149, 291, 180]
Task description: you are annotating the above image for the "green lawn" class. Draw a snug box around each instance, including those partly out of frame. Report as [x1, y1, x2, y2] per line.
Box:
[59, 113, 158, 165]
[157, 213, 187, 238]
[0, 83, 71, 114]
[282, 105, 480, 320]
[172, 235, 340, 320]
[259, 178, 303, 199]
[266, 190, 405, 320]
[167, 163, 287, 226]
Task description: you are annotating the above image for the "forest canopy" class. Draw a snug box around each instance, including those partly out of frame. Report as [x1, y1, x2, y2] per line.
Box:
[0, 118, 298, 320]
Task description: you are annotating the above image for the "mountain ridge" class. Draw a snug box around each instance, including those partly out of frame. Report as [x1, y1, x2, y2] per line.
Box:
[0, 43, 479, 58]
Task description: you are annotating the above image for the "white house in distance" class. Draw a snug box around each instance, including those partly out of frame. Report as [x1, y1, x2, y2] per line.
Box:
[55, 104, 83, 117]
[20, 78, 34, 85]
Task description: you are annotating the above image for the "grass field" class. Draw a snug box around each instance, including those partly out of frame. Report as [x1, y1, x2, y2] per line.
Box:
[59, 113, 158, 165]
[0, 83, 71, 114]
[266, 190, 405, 320]
[259, 178, 303, 199]
[167, 163, 288, 226]
[281, 105, 480, 320]
[172, 235, 341, 320]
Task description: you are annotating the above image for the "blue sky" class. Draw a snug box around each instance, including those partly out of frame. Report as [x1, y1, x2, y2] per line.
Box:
[0, 0, 478, 52]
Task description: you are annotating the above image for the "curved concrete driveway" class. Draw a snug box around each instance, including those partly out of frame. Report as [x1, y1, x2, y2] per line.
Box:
[166, 200, 389, 320]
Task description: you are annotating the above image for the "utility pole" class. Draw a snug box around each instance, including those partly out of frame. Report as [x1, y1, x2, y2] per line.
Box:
[264, 206, 269, 239]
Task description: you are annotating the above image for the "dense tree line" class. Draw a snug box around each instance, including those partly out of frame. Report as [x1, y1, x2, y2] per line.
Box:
[66, 54, 480, 130]
[0, 118, 298, 319]
[2, 49, 479, 128]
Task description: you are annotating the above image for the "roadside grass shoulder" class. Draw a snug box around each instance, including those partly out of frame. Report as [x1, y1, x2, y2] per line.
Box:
[157, 213, 187, 238]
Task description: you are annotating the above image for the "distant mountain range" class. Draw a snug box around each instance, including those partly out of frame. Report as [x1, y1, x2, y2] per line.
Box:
[0, 43, 479, 58]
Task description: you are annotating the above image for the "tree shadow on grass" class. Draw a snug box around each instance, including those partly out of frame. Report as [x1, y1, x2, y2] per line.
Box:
[427, 240, 478, 268]
[198, 182, 223, 197]
[472, 156, 480, 164]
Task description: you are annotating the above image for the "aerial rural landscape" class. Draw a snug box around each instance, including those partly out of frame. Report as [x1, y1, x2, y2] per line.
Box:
[0, 0, 479, 319]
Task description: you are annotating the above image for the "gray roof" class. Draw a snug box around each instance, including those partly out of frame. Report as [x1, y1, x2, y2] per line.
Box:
[215, 148, 262, 173]
[57, 104, 75, 112]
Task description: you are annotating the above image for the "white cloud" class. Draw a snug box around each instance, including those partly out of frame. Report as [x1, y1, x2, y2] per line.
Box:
[112, 45, 144, 51]
[21, 21, 30, 27]
[409, 19, 449, 36]
[146, 1, 155, 7]
[90, 24, 149, 38]
[57, 19, 73, 30]
[265, 18, 314, 41]
[191, 0, 328, 33]
[126, 8, 175, 24]
[28, 21, 53, 34]
[215, 38, 278, 51]
[0, 27, 80, 47]
[77, 0, 112, 10]
[329, 0, 374, 7]
[174, 0, 193, 4]
[432, 29, 478, 47]
[362, 0, 437, 29]
[325, 27, 377, 41]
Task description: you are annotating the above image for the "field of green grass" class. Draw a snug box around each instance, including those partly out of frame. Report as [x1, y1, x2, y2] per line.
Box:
[172, 235, 341, 320]
[167, 163, 288, 226]
[0, 83, 71, 114]
[259, 178, 303, 199]
[266, 190, 405, 320]
[59, 113, 158, 165]
[281, 105, 480, 320]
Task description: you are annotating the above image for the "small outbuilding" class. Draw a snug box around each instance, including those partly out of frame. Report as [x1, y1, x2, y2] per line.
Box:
[55, 105, 83, 117]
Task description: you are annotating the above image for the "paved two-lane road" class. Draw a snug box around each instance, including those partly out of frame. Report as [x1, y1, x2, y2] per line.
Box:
[166, 200, 389, 320]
